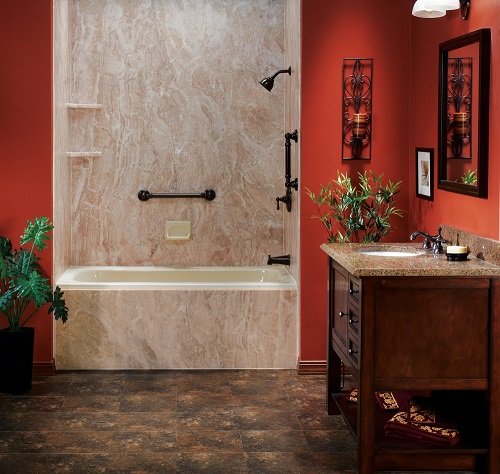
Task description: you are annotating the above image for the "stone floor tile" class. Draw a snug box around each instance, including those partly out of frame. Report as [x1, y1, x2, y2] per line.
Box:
[177, 451, 249, 473]
[236, 406, 302, 430]
[0, 431, 46, 453]
[295, 412, 349, 431]
[240, 429, 310, 452]
[0, 370, 481, 473]
[177, 388, 235, 410]
[118, 393, 177, 411]
[304, 429, 357, 452]
[110, 411, 178, 431]
[177, 406, 239, 430]
[176, 429, 243, 451]
[245, 451, 319, 473]
[312, 450, 358, 472]
[47, 412, 119, 431]
[0, 412, 57, 431]
[62, 395, 121, 412]
[232, 392, 291, 409]
[0, 395, 64, 412]
[110, 430, 177, 452]
[0, 453, 112, 473]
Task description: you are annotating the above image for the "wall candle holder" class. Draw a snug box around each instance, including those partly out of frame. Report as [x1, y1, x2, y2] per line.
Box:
[447, 57, 472, 159]
[342, 58, 373, 160]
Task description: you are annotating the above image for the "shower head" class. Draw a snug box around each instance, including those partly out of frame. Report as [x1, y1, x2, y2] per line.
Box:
[259, 67, 291, 92]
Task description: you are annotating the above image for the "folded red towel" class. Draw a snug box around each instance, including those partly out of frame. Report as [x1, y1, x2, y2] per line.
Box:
[384, 411, 460, 447]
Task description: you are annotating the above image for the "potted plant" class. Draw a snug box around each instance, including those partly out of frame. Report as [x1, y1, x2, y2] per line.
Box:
[0, 217, 68, 393]
[307, 171, 403, 243]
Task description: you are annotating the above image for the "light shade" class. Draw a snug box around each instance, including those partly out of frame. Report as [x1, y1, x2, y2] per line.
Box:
[412, 0, 446, 18]
[433, 0, 460, 10]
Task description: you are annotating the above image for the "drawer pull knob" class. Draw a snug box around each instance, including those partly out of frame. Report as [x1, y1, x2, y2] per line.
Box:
[349, 288, 359, 295]
[338, 311, 348, 318]
[349, 316, 358, 325]
[348, 348, 358, 355]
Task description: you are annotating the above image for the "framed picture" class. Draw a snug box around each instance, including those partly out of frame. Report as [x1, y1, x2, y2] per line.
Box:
[416, 148, 434, 200]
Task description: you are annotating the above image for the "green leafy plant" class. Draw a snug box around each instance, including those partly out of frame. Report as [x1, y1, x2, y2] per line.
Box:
[0, 217, 68, 332]
[461, 169, 477, 185]
[307, 171, 403, 243]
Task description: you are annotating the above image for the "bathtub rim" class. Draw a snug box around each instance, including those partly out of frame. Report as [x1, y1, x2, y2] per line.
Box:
[56, 265, 297, 290]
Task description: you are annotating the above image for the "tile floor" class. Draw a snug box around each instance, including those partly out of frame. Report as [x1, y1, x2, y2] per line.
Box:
[0, 370, 477, 473]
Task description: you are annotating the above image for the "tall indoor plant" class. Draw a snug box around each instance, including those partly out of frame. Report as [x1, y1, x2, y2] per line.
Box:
[307, 171, 403, 243]
[0, 217, 68, 393]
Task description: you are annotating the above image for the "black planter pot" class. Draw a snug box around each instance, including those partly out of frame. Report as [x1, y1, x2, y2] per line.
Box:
[0, 327, 35, 394]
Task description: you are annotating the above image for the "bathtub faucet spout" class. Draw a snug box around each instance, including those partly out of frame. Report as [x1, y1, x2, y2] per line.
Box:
[267, 254, 290, 266]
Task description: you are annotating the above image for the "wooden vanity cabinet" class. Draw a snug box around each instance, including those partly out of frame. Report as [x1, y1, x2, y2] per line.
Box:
[326, 258, 500, 473]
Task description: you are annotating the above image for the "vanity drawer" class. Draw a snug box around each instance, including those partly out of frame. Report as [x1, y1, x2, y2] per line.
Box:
[347, 307, 360, 338]
[348, 276, 361, 304]
[347, 337, 360, 368]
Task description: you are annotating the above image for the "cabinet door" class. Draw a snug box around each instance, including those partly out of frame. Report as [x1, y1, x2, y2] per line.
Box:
[331, 264, 349, 350]
[374, 278, 490, 384]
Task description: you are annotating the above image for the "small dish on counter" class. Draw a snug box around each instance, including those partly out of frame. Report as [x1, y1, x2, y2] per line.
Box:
[445, 245, 470, 261]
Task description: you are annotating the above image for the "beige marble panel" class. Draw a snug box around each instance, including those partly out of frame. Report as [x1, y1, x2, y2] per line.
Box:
[284, 0, 301, 282]
[53, 0, 72, 281]
[64, 0, 287, 267]
[55, 288, 297, 369]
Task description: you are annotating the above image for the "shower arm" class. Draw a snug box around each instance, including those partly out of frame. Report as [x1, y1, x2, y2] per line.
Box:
[276, 130, 299, 212]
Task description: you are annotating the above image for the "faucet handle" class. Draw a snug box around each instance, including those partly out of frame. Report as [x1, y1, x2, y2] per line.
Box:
[432, 228, 448, 254]
[422, 238, 432, 250]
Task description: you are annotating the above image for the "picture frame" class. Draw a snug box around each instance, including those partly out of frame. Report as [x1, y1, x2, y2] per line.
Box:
[416, 148, 434, 200]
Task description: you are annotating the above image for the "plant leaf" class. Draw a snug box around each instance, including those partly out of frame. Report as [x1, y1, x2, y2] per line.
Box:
[0, 237, 12, 259]
[13, 271, 52, 308]
[0, 288, 14, 313]
[20, 217, 53, 252]
[49, 286, 68, 323]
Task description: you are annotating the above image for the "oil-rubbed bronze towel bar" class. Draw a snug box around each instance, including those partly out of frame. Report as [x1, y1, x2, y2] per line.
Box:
[138, 189, 216, 201]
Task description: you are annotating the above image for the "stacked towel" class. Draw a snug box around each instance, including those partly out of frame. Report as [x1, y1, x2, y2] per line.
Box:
[384, 398, 460, 447]
[346, 388, 410, 411]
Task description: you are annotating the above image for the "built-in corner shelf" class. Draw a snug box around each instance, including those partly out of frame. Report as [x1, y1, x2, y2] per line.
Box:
[66, 151, 102, 158]
[66, 103, 102, 110]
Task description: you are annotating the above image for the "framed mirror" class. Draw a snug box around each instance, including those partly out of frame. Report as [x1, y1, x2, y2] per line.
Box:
[438, 28, 490, 197]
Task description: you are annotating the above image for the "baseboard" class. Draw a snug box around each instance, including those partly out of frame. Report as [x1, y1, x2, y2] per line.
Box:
[297, 360, 327, 375]
[33, 360, 56, 376]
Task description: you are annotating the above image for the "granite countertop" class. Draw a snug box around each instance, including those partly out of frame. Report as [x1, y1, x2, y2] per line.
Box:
[320, 242, 500, 278]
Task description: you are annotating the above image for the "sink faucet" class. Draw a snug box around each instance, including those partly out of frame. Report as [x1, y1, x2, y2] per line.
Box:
[410, 227, 447, 254]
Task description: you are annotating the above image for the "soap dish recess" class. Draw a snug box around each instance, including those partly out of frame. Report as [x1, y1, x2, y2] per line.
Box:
[165, 221, 191, 240]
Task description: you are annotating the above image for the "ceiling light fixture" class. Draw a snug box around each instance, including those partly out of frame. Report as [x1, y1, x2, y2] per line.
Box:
[412, 0, 470, 19]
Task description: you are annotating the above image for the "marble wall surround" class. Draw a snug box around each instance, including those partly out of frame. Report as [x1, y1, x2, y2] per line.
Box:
[58, 0, 289, 268]
[55, 288, 297, 369]
[53, 1, 301, 369]
[284, 0, 301, 282]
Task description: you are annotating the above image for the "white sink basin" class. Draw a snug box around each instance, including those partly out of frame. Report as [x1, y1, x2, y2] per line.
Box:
[357, 249, 420, 257]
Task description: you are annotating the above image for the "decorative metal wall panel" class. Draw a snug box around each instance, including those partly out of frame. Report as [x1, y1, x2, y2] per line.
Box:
[342, 58, 373, 161]
[447, 57, 472, 159]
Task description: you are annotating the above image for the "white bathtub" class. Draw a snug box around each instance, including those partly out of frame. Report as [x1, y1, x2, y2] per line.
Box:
[57, 266, 296, 290]
[55, 266, 298, 370]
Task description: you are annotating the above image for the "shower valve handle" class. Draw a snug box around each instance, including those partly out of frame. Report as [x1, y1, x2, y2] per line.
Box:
[276, 194, 291, 211]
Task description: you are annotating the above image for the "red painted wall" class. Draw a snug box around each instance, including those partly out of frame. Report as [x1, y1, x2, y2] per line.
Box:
[0, 1, 53, 363]
[4, 0, 498, 368]
[409, 1, 500, 240]
[300, 0, 500, 366]
[300, 0, 413, 364]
